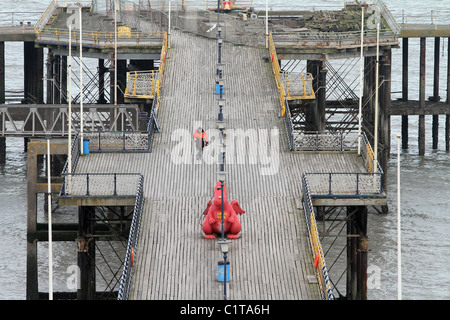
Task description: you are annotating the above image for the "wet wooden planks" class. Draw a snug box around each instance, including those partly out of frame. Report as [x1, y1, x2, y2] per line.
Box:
[75, 29, 365, 300]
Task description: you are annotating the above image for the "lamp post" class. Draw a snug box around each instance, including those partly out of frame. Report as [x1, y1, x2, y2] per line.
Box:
[218, 239, 230, 300]
[217, 170, 227, 240]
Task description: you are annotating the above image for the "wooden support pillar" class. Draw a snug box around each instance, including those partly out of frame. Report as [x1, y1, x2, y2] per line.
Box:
[0, 137, 5, 164]
[77, 206, 96, 300]
[402, 38, 409, 149]
[26, 139, 67, 300]
[54, 55, 62, 104]
[46, 50, 54, 104]
[346, 207, 357, 300]
[24, 42, 44, 104]
[317, 63, 327, 132]
[380, 49, 392, 193]
[98, 59, 107, 104]
[446, 37, 450, 152]
[0, 42, 4, 163]
[363, 56, 375, 135]
[26, 140, 39, 300]
[346, 206, 368, 300]
[0, 41, 4, 104]
[432, 37, 440, 149]
[61, 56, 67, 104]
[355, 206, 368, 300]
[306, 60, 318, 131]
[117, 60, 127, 105]
[419, 37, 426, 156]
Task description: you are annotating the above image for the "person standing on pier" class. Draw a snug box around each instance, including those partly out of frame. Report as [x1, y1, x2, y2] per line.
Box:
[193, 127, 209, 160]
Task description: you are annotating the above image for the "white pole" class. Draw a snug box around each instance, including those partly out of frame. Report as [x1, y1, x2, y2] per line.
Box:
[265, 0, 268, 48]
[397, 133, 402, 300]
[168, 0, 171, 49]
[374, 22, 380, 172]
[114, 0, 118, 106]
[79, 6, 84, 154]
[68, 24, 72, 192]
[358, 6, 364, 155]
[47, 139, 53, 300]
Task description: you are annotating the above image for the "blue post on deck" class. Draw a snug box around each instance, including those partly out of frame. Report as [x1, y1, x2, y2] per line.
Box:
[218, 261, 230, 282]
[83, 139, 90, 154]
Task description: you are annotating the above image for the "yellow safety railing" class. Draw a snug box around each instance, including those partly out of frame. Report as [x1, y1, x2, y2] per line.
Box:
[284, 72, 316, 100]
[302, 175, 334, 300]
[124, 71, 158, 99]
[279, 81, 286, 117]
[269, 33, 316, 117]
[124, 32, 168, 102]
[268, 33, 281, 90]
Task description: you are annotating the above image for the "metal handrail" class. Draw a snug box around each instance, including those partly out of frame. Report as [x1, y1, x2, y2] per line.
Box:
[282, 99, 294, 151]
[83, 131, 151, 153]
[36, 26, 166, 47]
[304, 172, 383, 198]
[60, 172, 143, 197]
[117, 174, 144, 300]
[302, 175, 335, 300]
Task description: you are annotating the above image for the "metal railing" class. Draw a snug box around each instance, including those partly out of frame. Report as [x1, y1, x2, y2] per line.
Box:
[61, 132, 80, 175]
[292, 131, 350, 152]
[36, 26, 166, 48]
[304, 172, 383, 198]
[84, 131, 151, 153]
[0, 12, 41, 27]
[125, 70, 159, 99]
[33, 0, 166, 48]
[302, 174, 334, 300]
[124, 31, 167, 101]
[282, 72, 315, 101]
[269, 33, 315, 119]
[117, 174, 144, 300]
[282, 99, 294, 151]
[61, 172, 143, 197]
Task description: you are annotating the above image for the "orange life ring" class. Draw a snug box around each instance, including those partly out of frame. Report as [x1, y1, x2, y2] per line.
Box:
[131, 248, 135, 267]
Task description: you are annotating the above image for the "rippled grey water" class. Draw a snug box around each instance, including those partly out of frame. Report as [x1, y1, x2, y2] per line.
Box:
[0, 0, 448, 299]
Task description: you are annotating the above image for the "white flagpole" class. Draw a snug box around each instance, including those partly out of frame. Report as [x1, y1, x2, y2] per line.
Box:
[79, 6, 84, 154]
[358, 6, 364, 155]
[265, 0, 268, 48]
[114, 0, 118, 106]
[47, 139, 53, 300]
[397, 133, 402, 300]
[168, 0, 171, 49]
[374, 22, 380, 173]
[68, 24, 72, 175]
[68, 23, 73, 194]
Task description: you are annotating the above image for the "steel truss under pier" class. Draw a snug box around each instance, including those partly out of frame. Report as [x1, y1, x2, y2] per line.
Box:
[0, 104, 143, 137]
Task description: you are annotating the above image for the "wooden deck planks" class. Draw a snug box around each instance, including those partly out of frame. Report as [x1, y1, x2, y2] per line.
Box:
[74, 29, 367, 300]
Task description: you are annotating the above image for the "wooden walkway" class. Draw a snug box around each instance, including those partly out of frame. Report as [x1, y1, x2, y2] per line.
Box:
[76, 29, 367, 300]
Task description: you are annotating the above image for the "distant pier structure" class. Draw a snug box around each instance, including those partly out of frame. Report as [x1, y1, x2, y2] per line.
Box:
[0, 0, 448, 300]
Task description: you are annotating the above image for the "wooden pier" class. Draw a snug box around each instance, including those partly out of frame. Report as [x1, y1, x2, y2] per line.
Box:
[73, 28, 379, 299]
[0, 0, 447, 301]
